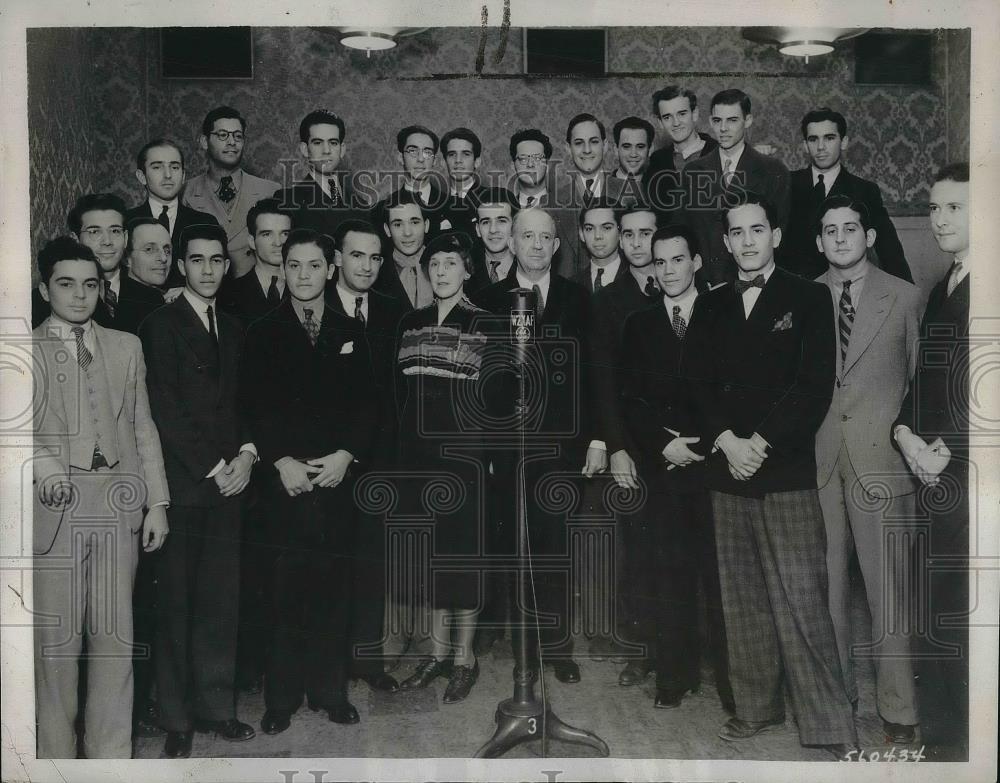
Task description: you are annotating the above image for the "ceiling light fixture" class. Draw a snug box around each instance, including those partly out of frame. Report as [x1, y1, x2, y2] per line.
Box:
[742, 27, 870, 63]
[335, 27, 428, 57]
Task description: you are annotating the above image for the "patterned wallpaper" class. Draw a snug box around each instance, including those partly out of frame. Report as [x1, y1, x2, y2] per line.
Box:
[28, 26, 971, 262]
[27, 28, 97, 264]
[945, 28, 971, 163]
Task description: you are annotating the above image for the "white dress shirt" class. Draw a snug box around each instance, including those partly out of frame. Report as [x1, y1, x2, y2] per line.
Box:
[719, 142, 746, 182]
[517, 187, 548, 208]
[948, 253, 970, 295]
[147, 196, 178, 234]
[663, 284, 698, 325]
[516, 269, 551, 305]
[182, 290, 257, 475]
[811, 163, 841, 195]
[591, 255, 621, 289]
[738, 259, 776, 318]
[336, 283, 368, 321]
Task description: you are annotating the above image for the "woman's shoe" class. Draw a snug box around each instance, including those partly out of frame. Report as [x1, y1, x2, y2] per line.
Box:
[399, 656, 452, 690]
[442, 660, 480, 703]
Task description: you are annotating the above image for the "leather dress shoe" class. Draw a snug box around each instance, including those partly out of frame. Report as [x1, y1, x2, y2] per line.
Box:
[326, 702, 360, 725]
[654, 685, 696, 709]
[442, 660, 480, 704]
[361, 672, 399, 693]
[400, 656, 452, 690]
[261, 710, 291, 735]
[718, 716, 784, 741]
[551, 659, 581, 684]
[883, 720, 918, 744]
[163, 731, 193, 758]
[618, 659, 652, 686]
[194, 717, 256, 742]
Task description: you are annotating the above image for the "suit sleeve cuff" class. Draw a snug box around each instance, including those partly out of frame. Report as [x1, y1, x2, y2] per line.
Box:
[149, 500, 170, 510]
[239, 443, 258, 462]
[588, 440, 607, 451]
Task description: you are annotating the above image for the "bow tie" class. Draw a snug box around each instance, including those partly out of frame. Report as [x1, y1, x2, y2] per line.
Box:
[734, 274, 766, 295]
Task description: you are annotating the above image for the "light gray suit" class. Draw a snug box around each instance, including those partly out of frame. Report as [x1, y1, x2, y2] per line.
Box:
[32, 320, 169, 757]
[183, 170, 280, 278]
[815, 263, 921, 726]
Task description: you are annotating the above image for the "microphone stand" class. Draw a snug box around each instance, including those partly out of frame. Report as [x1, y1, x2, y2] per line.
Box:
[475, 287, 608, 759]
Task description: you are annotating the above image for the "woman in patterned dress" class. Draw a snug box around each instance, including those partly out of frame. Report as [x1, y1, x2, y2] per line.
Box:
[393, 231, 501, 703]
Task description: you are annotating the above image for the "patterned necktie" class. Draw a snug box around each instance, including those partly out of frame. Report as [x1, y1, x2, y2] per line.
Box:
[671, 305, 687, 339]
[354, 296, 366, 326]
[526, 195, 536, 207]
[723, 158, 734, 187]
[157, 204, 170, 232]
[584, 177, 595, 199]
[734, 274, 766, 295]
[532, 284, 545, 320]
[644, 275, 659, 299]
[303, 308, 320, 346]
[103, 279, 118, 319]
[838, 279, 855, 364]
[594, 266, 605, 292]
[814, 173, 826, 202]
[489, 260, 501, 283]
[71, 326, 93, 369]
[267, 275, 280, 306]
[217, 175, 237, 203]
[327, 177, 341, 206]
[946, 260, 964, 297]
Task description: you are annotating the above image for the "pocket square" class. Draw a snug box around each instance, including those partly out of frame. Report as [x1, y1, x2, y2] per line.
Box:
[339, 341, 354, 355]
[772, 312, 793, 332]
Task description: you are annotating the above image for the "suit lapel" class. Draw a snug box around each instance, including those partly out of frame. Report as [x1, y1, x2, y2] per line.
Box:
[745, 269, 785, 331]
[173, 295, 217, 367]
[92, 324, 127, 418]
[842, 267, 893, 376]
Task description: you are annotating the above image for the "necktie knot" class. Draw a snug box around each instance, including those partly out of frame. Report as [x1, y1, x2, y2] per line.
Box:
[526, 195, 536, 207]
[644, 275, 660, 299]
[327, 177, 341, 205]
[671, 304, 687, 339]
[303, 308, 319, 345]
[734, 274, 766, 295]
[947, 260, 964, 296]
[157, 204, 170, 232]
[354, 296, 366, 326]
[217, 175, 237, 203]
[594, 266, 605, 292]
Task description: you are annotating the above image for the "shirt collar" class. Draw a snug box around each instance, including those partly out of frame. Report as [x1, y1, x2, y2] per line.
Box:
[516, 269, 551, 298]
[254, 263, 284, 293]
[737, 259, 776, 284]
[591, 254, 621, 279]
[394, 247, 424, 269]
[147, 194, 178, 214]
[517, 186, 547, 206]
[336, 282, 366, 311]
[812, 163, 841, 188]
[719, 141, 746, 169]
[828, 258, 870, 288]
[291, 295, 324, 323]
[405, 178, 432, 202]
[450, 178, 476, 199]
[48, 313, 93, 338]
[663, 284, 698, 318]
[182, 288, 214, 315]
[676, 134, 707, 160]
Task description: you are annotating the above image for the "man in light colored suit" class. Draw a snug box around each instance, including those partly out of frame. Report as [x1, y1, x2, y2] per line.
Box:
[813, 194, 922, 744]
[32, 237, 169, 758]
[183, 106, 280, 277]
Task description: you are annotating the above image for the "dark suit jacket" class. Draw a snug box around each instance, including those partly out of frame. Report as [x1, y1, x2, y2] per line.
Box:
[644, 132, 718, 213]
[240, 298, 377, 471]
[217, 267, 285, 327]
[139, 294, 251, 507]
[894, 272, 969, 451]
[115, 274, 166, 335]
[684, 268, 836, 497]
[328, 287, 408, 466]
[619, 301, 705, 493]
[273, 174, 367, 239]
[780, 167, 913, 283]
[571, 254, 630, 295]
[440, 186, 479, 239]
[474, 271, 593, 464]
[589, 270, 661, 454]
[125, 200, 220, 287]
[681, 146, 791, 286]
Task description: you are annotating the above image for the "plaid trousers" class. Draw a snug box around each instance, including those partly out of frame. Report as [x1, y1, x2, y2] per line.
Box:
[711, 489, 856, 745]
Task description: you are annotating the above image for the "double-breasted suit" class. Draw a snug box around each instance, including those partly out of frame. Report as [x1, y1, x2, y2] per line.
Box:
[684, 268, 856, 745]
[139, 294, 251, 732]
[32, 320, 169, 758]
[815, 264, 922, 727]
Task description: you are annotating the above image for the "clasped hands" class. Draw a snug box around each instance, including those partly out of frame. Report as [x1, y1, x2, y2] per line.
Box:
[717, 431, 770, 481]
[277, 450, 354, 496]
[213, 450, 255, 496]
[896, 428, 951, 486]
[581, 447, 640, 490]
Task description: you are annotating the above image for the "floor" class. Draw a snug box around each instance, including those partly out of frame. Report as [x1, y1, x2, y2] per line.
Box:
[133, 632, 966, 761]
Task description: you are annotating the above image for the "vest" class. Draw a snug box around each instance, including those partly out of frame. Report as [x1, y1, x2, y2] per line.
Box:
[70, 337, 120, 470]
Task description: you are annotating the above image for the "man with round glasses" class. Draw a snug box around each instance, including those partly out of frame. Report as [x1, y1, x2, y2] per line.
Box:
[183, 106, 279, 277]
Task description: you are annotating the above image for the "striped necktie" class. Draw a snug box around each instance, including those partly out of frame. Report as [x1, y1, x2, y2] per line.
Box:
[72, 326, 93, 369]
[838, 279, 855, 365]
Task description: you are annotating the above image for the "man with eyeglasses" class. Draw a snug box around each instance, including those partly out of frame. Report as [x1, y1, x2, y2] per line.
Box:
[184, 106, 279, 278]
[373, 125, 449, 236]
[33, 193, 124, 328]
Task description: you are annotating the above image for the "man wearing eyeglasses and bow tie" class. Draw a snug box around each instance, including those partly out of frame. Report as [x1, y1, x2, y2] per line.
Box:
[274, 109, 366, 243]
[184, 106, 280, 279]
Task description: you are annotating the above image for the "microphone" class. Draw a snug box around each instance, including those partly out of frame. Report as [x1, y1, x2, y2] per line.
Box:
[509, 287, 536, 366]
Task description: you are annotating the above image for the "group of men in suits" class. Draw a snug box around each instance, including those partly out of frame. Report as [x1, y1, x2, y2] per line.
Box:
[30, 83, 969, 760]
